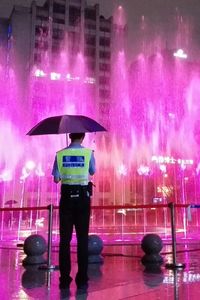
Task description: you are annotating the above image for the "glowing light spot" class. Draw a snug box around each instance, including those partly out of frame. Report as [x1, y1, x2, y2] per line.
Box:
[118, 164, 127, 176]
[117, 209, 126, 215]
[35, 217, 44, 227]
[34, 69, 46, 77]
[196, 163, 200, 174]
[180, 163, 186, 170]
[173, 49, 188, 59]
[25, 160, 35, 170]
[152, 155, 193, 165]
[84, 77, 96, 84]
[20, 167, 30, 180]
[159, 164, 167, 173]
[50, 72, 61, 80]
[0, 170, 12, 182]
[66, 73, 71, 80]
[35, 163, 45, 177]
[20, 161, 36, 180]
[137, 165, 150, 176]
[168, 112, 175, 119]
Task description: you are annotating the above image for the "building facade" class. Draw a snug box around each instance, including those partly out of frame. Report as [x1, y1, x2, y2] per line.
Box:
[3, 0, 112, 129]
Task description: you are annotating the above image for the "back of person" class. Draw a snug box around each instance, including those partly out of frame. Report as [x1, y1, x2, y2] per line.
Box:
[52, 132, 96, 292]
[56, 147, 92, 186]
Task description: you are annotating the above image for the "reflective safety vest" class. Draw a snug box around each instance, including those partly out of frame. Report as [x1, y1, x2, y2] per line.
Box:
[56, 148, 92, 185]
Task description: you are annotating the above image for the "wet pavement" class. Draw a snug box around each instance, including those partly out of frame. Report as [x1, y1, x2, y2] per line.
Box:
[1, 244, 200, 299]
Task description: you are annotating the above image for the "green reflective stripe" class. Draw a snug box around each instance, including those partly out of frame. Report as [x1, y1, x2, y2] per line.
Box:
[60, 174, 88, 185]
[57, 148, 92, 184]
[61, 175, 88, 180]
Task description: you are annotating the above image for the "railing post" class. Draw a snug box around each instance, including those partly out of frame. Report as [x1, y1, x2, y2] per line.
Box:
[47, 204, 54, 269]
[165, 202, 185, 269]
[39, 204, 57, 278]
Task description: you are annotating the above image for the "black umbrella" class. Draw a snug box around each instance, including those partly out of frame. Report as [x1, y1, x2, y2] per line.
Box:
[27, 115, 107, 135]
[5, 200, 18, 207]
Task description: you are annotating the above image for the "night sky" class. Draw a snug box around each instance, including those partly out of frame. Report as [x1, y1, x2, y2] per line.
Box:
[1, 0, 199, 19]
[1, 0, 200, 62]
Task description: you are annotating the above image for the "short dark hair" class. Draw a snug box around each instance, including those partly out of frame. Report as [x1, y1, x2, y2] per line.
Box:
[69, 133, 85, 141]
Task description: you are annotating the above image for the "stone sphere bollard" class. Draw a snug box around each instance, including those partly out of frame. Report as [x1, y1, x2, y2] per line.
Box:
[88, 234, 104, 264]
[141, 234, 163, 265]
[23, 234, 47, 266]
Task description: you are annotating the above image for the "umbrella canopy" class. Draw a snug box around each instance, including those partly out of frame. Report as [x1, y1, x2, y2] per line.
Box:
[27, 115, 107, 135]
[5, 200, 18, 207]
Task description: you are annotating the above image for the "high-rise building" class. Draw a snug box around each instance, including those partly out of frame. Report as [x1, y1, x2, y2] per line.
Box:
[1, 0, 112, 128]
[0, 18, 9, 68]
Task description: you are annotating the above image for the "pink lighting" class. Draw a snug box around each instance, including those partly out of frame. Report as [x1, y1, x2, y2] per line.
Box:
[0, 170, 12, 182]
[50, 72, 61, 80]
[25, 160, 36, 170]
[117, 164, 127, 176]
[33, 70, 95, 84]
[20, 161, 36, 180]
[173, 49, 188, 59]
[35, 163, 45, 177]
[84, 77, 95, 84]
[20, 167, 31, 180]
[137, 165, 150, 176]
[196, 163, 200, 174]
[66, 73, 71, 80]
[180, 163, 186, 170]
[159, 164, 167, 173]
[1, 4, 200, 245]
[152, 156, 193, 165]
[34, 69, 46, 77]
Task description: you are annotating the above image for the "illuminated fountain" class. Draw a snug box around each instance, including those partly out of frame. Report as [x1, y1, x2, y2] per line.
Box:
[1, 5, 200, 243]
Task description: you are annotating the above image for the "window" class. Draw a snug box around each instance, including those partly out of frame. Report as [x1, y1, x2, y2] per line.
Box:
[84, 47, 96, 58]
[99, 63, 110, 72]
[85, 35, 96, 46]
[84, 8, 96, 21]
[69, 6, 81, 26]
[87, 61, 96, 72]
[53, 28, 64, 40]
[34, 53, 42, 63]
[99, 76, 110, 85]
[100, 26, 111, 33]
[99, 37, 110, 47]
[53, 3, 65, 14]
[85, 22, 96, 30]
[35, 26, 48, 37]
[36, 15, 48, 22]
[52, 43, 60, 53]
[99, 89, 110, 99]
[99, 51, 110, 59]
[35, 40, 48, 51]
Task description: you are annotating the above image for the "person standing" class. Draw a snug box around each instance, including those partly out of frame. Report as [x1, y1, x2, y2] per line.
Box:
[52, 132, 95, 291]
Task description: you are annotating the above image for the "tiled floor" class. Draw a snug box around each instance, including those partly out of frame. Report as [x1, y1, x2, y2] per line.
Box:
[1, 243, 200, 299]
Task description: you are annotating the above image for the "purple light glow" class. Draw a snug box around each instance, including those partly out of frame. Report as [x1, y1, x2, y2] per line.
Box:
[137, 165, 150, 176]
[1, 6, 200, 243]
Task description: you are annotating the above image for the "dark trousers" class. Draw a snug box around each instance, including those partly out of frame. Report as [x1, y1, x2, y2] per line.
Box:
[59, 184, 91, 285]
